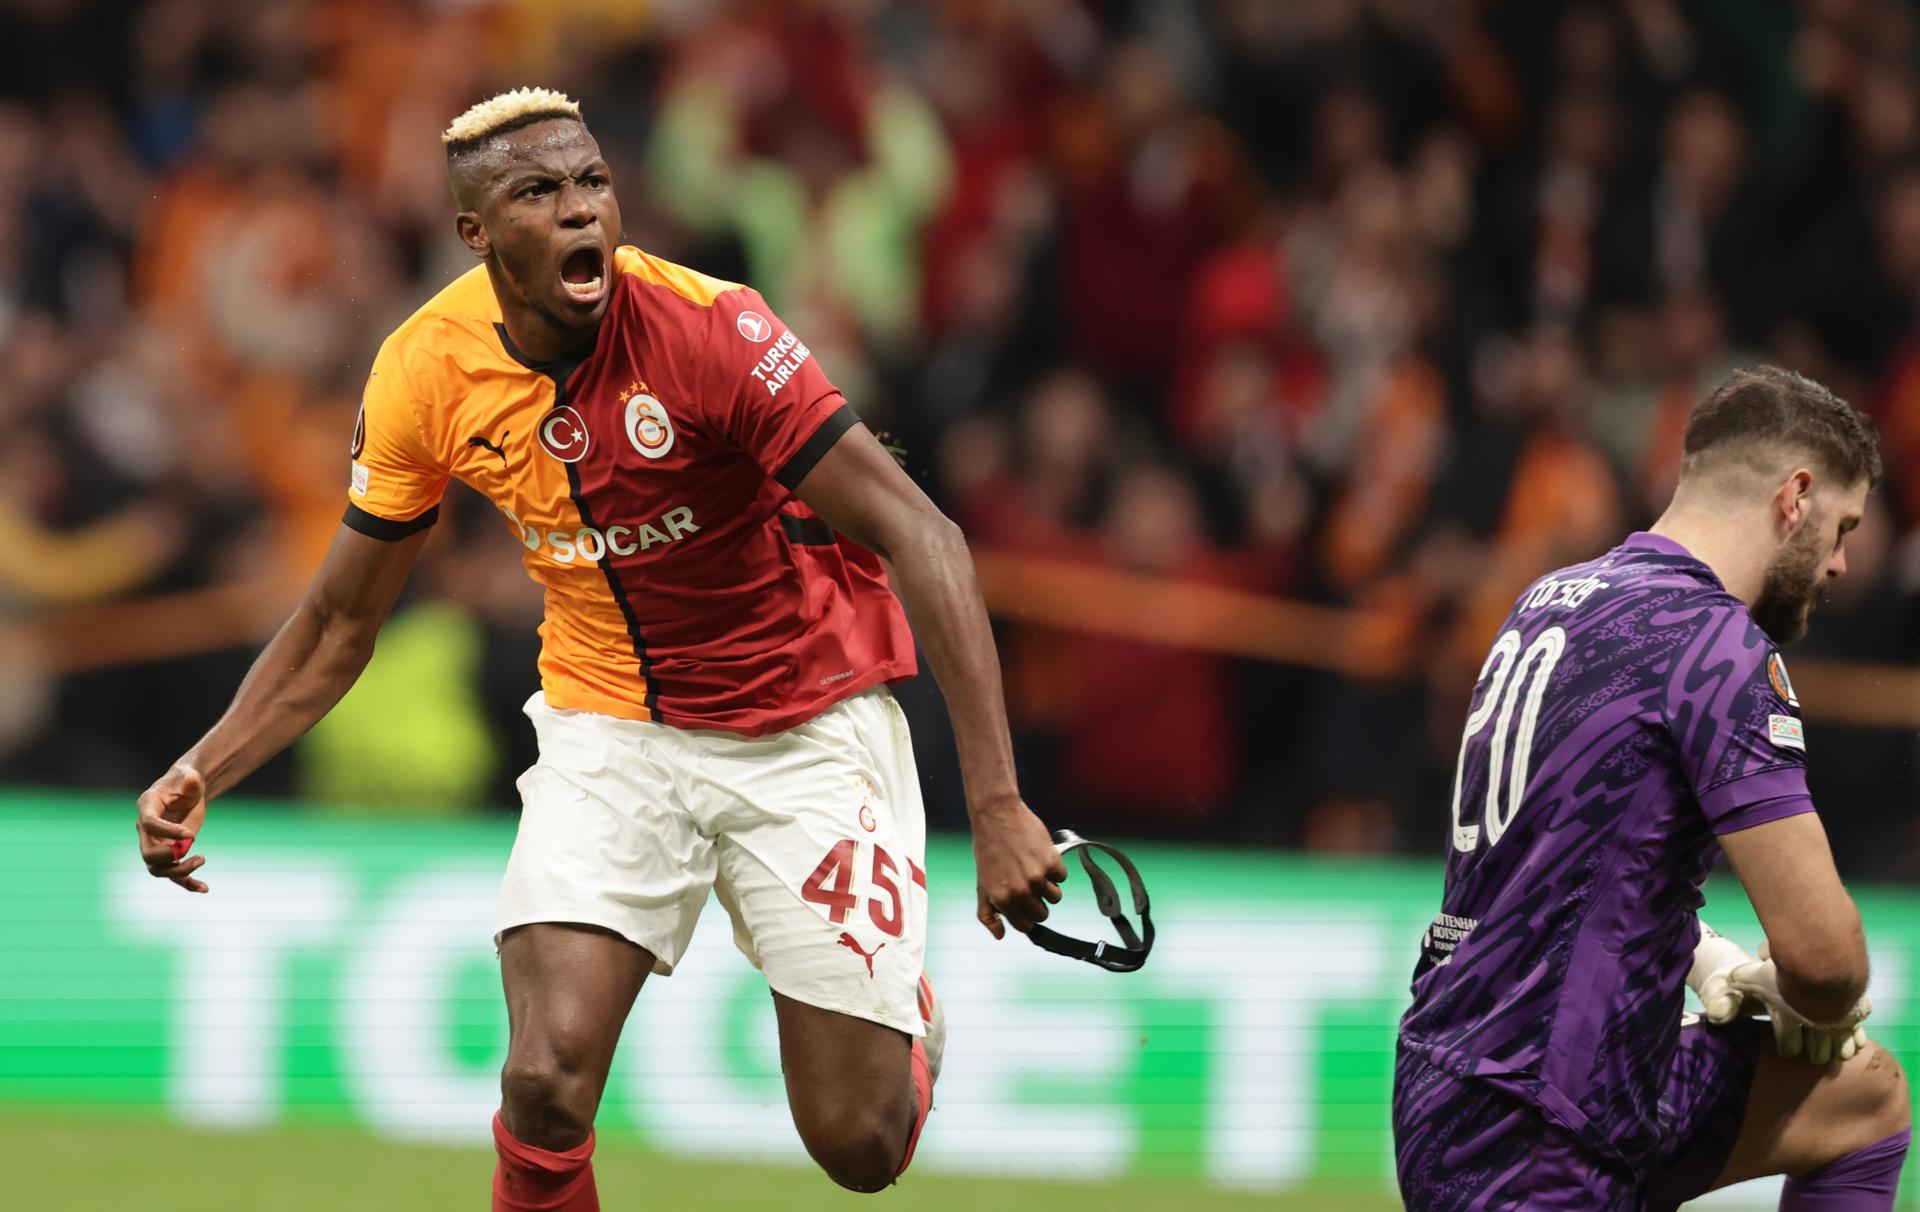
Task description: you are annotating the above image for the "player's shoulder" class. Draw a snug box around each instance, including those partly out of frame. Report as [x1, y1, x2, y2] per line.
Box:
[611, 247, 788, 384]
[1603, 538, 1757, 638]
[1516, 536, 1722, 616]
[1657, 586, 1775, 676]
[613, 245, 748, 315]
[372, 263, 503, 384]
[1571, 538, 1776, 675]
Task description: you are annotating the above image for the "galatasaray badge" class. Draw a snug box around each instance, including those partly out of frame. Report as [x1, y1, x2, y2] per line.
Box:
[625, 390, 675, 459]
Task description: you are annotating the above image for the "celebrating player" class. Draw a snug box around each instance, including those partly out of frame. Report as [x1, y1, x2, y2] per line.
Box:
[1395, 367, 1909, 1209]
[131, 88, 1068, 1209]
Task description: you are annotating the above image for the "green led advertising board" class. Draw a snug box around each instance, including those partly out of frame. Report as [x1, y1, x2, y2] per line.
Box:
[4, 793, 1917, 1206]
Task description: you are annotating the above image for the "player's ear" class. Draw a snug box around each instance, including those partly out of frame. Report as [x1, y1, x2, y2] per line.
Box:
[455, 210, 491, 260]
[1777, 467, 1815, 532]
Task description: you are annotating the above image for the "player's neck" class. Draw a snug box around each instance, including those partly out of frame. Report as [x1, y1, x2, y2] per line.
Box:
[488, 262, 601, 366]
[498, 308, 600, 367]
[1648, 506, 1769, 608]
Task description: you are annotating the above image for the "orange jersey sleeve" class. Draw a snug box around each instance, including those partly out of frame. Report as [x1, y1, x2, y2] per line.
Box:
[346, 337, 451, 538]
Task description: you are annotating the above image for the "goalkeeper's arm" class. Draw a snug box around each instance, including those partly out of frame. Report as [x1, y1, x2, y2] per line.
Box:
[1720, 814, 1869, 1023]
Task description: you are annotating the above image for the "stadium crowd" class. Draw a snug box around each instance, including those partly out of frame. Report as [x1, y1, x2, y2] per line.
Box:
[2, 0, 1918, 873]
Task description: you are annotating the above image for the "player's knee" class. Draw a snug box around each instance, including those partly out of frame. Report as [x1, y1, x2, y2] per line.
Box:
[1818, 1040, 1913, 1152]
[1861, 1043, 1911, 1137]
[499, 1055, 597, 1150]
[800, 1104, 908, 1193]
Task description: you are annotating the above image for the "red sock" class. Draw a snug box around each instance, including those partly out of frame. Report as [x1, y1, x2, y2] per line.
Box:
[492, 1111, 599, 1212]
[894, 1040, 934, 1179]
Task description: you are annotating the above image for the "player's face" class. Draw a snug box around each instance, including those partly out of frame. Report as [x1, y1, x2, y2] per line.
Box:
[472, 120, 621, 337]
[1752, 477, 1868, 645]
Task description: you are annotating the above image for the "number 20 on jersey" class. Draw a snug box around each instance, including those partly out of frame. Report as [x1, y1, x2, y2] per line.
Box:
[1451, 626, 1568, 854]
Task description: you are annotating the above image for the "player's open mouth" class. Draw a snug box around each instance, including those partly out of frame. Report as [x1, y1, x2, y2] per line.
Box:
[559, 246, 605, 304]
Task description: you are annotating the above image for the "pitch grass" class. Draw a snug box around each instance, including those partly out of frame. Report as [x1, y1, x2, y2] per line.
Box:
[6, 1111, 1403, 1212]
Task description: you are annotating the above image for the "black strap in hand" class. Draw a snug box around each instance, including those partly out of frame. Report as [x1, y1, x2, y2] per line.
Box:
[1026, 830, 1154, 973]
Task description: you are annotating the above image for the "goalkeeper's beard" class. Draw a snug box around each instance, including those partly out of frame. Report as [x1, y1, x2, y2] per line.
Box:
[1752, 514, 1828, 645]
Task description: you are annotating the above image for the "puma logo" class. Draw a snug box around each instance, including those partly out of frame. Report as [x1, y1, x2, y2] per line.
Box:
[836, 932, 886, 978]
[467, 430, 510, 467]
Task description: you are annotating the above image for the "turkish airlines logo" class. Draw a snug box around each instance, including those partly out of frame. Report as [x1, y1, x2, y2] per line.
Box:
[624, 392, 675, 459]
[538, 406, 591, 463]
[736, 310, 773, 343]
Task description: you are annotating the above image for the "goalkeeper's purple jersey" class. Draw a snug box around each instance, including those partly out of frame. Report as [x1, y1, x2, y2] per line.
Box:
[1397, 532, 1814, 1171]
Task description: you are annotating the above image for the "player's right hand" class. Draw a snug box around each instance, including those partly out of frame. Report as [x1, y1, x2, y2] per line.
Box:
[1689, 922, 1756, 1023]
[972, 798, 1068, 939]
[1725, 953, 1871, 1064]
[136, 765, 210, 893]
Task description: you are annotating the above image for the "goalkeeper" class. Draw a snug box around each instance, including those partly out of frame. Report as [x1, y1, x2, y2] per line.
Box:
[1395, 370, 1908, 1211]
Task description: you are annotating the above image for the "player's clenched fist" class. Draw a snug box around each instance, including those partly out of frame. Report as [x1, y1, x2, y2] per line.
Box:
[967, 802, 1075, 945]
[136, 765, 209, 893]
[972, 798, 1068, 939]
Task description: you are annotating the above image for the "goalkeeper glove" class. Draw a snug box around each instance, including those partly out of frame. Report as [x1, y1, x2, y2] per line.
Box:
[1686, 924, 1870, 1063]
[1687, 922, 1755, 1023]
[1724, 945, 1871, 1065]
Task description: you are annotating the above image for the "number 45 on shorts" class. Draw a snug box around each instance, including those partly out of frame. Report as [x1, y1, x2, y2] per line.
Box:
[802, 838, 926, 938]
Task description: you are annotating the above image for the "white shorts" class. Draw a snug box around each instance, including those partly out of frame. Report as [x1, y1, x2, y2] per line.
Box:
[496, 685, 929, 1036]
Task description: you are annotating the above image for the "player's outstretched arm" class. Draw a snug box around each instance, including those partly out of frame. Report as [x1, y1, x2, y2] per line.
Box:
[1720, 813, 1869, 1023]
[793, 423, 1068, 939]
[134, 523, 430, 892]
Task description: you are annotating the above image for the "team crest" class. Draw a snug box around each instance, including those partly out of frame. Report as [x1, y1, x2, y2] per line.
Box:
[538, 405, 591, 463]
[1767, 652, 1799, 708]
[622, 385, 675, 459]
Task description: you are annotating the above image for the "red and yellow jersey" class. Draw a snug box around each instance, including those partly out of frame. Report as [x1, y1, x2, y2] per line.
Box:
[346, 246, 916, 735]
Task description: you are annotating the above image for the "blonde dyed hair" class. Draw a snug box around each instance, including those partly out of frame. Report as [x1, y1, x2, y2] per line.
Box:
[442, 87, 582, 152]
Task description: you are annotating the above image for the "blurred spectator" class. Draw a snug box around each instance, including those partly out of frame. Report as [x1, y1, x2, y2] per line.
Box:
[3, 0, 1917, 874]
[1057, 466, 1241, 827]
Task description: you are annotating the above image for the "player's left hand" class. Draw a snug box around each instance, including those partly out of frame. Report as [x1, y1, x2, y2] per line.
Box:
[1725, 953, 1872, 1064]
[972, 798, 1068, 939]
